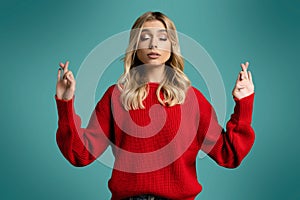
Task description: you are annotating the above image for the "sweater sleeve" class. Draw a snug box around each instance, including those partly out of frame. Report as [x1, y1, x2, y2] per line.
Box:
[195, 88, 255, 168]
[55, 85, 114, 167]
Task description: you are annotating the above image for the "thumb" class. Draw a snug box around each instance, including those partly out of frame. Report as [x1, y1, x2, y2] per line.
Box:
[57, 68, 62, 82]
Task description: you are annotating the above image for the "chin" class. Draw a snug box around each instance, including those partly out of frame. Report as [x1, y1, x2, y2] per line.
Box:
[144, 61, 165, 66]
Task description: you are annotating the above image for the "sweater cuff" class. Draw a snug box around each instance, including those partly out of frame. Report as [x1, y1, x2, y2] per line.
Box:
[55, 95, 75, 123]
[232, 93, 255, 124]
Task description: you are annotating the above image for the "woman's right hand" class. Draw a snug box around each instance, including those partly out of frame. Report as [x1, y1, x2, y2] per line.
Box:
[56, 61, 76, 100]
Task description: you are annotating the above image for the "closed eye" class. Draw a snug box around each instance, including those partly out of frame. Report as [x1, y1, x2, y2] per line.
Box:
[140, 34, 168, 41]
[140, 34, 151, 41]
[158, 34, 168, 41]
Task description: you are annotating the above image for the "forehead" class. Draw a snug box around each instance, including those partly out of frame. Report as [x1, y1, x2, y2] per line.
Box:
[141, 20, 166, 32]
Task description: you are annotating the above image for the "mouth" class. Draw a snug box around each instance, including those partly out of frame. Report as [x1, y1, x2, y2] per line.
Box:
[147, 52, 161, 59]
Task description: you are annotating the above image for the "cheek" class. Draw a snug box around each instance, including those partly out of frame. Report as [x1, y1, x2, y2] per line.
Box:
[159, 42, 172, 53]
[137, 41, 148, 50]
[160, 51, 171, 62]
[136, 49, 146, 61]
[160, 43, 172, 58]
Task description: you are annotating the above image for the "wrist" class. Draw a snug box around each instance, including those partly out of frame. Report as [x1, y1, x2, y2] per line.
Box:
[232, 93, 255, 123]
[233, 92, 254, 100]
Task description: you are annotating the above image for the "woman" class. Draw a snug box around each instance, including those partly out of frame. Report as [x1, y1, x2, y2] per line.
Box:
[55, 11, 255, 200]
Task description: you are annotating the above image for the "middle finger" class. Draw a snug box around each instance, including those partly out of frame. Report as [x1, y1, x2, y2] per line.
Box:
[241, 62, 249, 79]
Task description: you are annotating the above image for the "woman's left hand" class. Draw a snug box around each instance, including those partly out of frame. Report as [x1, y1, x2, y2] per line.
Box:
[232, 61, 255, 99]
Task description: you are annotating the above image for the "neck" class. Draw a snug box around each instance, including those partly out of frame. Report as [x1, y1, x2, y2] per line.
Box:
[144, 64, 166, 83]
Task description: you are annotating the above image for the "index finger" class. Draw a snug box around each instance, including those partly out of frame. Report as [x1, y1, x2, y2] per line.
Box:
[241, 61, 249, 72]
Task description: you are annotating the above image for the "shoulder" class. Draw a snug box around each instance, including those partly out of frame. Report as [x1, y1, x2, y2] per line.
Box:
[106, 83, 118, 94]
[102, 83, 121, 97]
[94, 84, 119, 111]
[96, 84, 118, 104]
[190, 86, 210, 104]
[188, 85, 215, 113]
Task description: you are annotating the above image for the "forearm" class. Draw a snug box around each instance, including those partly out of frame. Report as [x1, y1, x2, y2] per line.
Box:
[201, 93, 255, 168]
[212, 93, 255, 168]
[55, 95, 110, 167]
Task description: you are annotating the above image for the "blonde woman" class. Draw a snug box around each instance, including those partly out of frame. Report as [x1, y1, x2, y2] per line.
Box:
[55, 11, 255, 200]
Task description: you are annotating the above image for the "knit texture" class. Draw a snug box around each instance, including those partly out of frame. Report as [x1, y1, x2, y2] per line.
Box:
[55, 82, 255, 200]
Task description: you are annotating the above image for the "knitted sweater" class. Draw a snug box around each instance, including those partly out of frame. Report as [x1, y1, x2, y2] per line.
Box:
[55, 82, 255, 200]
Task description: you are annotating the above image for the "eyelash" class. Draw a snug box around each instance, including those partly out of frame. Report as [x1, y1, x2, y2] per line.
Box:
[140, 35, 168, 41]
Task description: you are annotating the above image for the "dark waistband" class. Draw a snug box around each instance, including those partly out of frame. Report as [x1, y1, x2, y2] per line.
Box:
[123, 194, 169, 200]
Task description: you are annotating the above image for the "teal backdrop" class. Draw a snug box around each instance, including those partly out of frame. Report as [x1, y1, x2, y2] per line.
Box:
[1, 0, 299, 199]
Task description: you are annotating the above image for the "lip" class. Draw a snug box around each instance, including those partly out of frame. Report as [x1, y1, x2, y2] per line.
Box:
[147, 52, 161, 59]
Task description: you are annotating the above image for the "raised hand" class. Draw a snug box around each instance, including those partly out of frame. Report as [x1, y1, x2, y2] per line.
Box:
[56, 61, 76, 100]
[232, 61, 254, 99]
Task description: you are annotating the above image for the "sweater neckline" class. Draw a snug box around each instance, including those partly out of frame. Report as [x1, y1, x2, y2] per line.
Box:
[147, 82, 160, 87]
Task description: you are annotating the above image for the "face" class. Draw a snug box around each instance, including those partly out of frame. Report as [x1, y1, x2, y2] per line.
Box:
[136, 20, 171, 66]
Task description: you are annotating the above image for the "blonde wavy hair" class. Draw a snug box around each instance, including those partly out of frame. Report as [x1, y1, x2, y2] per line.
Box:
[117, 11, 191, 110]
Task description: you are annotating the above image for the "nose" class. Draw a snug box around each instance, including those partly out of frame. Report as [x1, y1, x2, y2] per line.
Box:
[149, 37, 158, 49]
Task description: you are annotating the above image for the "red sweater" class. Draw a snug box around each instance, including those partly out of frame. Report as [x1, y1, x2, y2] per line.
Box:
[55, 82, 255, 200]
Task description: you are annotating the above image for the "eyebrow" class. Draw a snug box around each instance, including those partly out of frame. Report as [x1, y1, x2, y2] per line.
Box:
[141, 29, 167, 33]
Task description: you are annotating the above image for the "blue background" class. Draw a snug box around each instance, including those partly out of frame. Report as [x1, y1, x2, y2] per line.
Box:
[1, 0, 299, 199]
